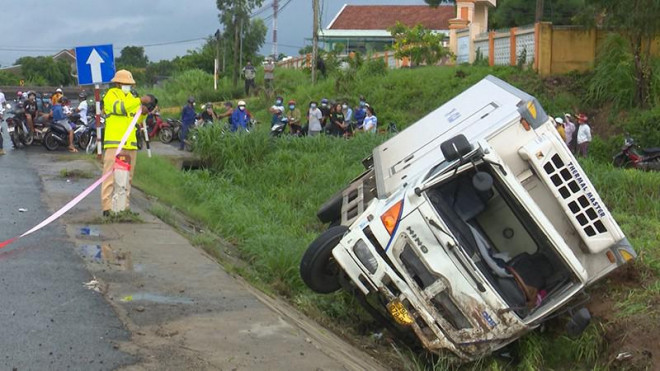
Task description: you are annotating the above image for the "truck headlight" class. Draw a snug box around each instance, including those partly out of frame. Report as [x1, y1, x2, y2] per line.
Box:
[353, 239, 378, 274]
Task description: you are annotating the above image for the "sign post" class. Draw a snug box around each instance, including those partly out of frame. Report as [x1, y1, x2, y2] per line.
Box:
[75, 44, 115, 157]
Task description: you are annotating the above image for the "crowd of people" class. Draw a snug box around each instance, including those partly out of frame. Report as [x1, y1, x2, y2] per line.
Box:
[179, 93, 379, 141]
[554, 112, 592, 157]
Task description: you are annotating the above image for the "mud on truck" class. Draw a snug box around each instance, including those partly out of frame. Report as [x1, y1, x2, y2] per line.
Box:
[299, 76, 637, 360]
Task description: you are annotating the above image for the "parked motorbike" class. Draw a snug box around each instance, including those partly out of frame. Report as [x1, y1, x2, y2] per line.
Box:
[270, 117, 288, 137]
[6, 103, 34, 148]
[159, 118, 181, 144]
[184, 119, 213, 152]
[613, 135, 660, 171]
[146, 112, 167, 139]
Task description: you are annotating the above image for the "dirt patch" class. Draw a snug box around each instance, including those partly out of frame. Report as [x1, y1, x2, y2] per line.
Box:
[587, 263, 659, 370]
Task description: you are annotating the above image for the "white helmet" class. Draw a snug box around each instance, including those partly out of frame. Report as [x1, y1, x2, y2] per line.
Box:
[555, 117, 564, 124]
[56, 88, 63, 93]
[237, 100, 246, 106]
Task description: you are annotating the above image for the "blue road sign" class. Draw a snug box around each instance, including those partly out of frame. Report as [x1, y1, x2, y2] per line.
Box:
[75, 44, 115, 85]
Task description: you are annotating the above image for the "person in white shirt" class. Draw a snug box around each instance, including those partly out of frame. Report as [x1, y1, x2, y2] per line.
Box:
[576, 113, 591, 157]
[307, 101, 323, 136]
[362, 105, 377, 133]
[76, 92, 88, 125]
[0, 89, 6, 106]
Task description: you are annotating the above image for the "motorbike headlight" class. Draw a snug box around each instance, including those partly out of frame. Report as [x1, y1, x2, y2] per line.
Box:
[353, 239, 378, 274]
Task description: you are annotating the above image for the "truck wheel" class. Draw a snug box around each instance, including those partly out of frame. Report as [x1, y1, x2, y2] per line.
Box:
[300, 225, 348, 293]
[316, 191, 343, 224]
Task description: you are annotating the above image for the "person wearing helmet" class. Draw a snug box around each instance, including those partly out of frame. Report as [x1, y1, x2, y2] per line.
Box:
[47, 96, 76, 152]
[286, 100, 302, 134]
[24, 91, 39, 133]
[76, 91, 89, 127]
[554, 116, 566, 142]
[230, 100, 251, 132]
[16, 91, 23, 102]
[319, 98, 330, 129]
[179, 96, 196, 150]
[101, 69, 154, 216]
[263, 57, 275, 92]
[354, 96, 367, 129]
[269, 96, 285, 127]
[200, 102, 217, 123]
[51, 88, 63, 106]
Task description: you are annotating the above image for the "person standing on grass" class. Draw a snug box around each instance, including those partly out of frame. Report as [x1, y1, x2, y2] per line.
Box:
[554, 117, 566, 142]
[242, 61, 257, 96]
[329, 102, 346, 137]
[286, 100, 302, 135]
[362, 105, 378, 133]
[307, 101, 323, 137]
[179, 96, 196, 150]
[354, 96, 367, 129]
[564, 113, 576, 151]
[101, 69, 154, 217]
[263, 57, 275, 92]
[319, 98, 330, 130]
[576, 113, 591, 157]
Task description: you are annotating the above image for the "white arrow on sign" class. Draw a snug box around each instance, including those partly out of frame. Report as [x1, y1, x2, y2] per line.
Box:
[86, 48, 105, 84]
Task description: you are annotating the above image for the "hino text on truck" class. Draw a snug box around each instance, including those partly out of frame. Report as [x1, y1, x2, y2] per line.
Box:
[300, 76, 637, 360]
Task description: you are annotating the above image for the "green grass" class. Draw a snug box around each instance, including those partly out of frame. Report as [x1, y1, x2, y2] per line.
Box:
[58, 168, 94, 179]
[133, 65, 660, 370]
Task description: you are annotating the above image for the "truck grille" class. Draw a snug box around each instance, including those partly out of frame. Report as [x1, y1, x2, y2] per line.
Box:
[542, 154, 607, 237]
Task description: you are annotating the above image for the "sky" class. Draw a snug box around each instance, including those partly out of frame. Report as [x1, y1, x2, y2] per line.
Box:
[0, 0, 425, 67]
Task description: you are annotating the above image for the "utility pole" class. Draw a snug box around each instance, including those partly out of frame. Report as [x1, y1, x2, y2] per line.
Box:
[312, 0, 319, 84]
[214, 29, 220, 90]
[233, 12, 240, 88]
[535, 0, 544, 22]
[272, 0, 278, 59]
[240, 19, 244, 70]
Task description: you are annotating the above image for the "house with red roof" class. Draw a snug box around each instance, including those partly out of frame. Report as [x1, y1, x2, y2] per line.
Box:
[319, 2, 496, 63]
[320, 4, 455, 55]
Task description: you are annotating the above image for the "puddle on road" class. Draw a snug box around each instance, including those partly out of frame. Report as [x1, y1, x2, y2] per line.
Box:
[77, 244, 133, 270]
[79, 226, 101, 237]
[121, 292, 194, 305]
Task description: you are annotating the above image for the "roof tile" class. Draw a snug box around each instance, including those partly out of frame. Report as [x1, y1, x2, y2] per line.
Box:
[328, 5, 455, 30]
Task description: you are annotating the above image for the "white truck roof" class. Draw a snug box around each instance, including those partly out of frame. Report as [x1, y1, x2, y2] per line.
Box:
[372, 75, 548, 199]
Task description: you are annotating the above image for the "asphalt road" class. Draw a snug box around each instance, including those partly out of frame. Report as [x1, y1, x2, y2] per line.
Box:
[0, 125, 135, 370]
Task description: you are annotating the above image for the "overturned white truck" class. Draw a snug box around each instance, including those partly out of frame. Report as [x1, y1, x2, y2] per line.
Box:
[300, 75, 636, 360]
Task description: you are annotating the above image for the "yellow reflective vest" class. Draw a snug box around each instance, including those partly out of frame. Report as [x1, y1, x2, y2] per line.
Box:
[103, 87, 144, 150]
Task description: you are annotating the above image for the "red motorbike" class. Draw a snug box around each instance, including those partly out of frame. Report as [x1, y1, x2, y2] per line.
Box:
[613, 136, 660, 171]
[145, 112, 166, 140]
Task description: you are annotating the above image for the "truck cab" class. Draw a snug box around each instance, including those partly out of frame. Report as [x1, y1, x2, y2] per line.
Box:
[300, 76, 636, 360]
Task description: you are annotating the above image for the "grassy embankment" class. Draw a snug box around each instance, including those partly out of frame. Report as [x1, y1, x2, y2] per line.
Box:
[134, 66, 659, 370]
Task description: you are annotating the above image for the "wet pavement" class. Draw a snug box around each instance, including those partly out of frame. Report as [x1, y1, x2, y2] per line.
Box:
[0, 128, 386, 370]
[0, 123, 135, 369]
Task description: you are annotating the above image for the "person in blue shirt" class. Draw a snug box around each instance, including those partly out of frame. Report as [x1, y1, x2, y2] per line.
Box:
[353, 96, 367, 129]
[179, 96, 196, 150]
[49, 96, 76, 152]
[230, 100, 250, 132]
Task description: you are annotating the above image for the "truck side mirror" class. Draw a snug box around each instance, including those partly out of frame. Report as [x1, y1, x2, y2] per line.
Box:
[441, 134, 472, 161]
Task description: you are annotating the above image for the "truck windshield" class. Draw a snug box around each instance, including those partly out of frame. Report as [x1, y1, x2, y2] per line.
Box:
[425, 163, 574, 316]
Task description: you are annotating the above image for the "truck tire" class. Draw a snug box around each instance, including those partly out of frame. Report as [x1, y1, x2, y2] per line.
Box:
[300, 225, 348, 294]
[316, 191, 343, 224]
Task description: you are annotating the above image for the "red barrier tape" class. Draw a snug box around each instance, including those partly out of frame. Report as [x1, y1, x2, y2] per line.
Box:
[0, 108, 143, 249]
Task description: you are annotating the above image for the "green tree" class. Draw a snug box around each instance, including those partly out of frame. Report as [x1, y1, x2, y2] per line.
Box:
[298, 45, 313, 55]
[388, 22, 451, 67]
[115, 46, 149, 68]
[216, 0, 264, 88]
[580, 0, 660, 107]
[489, 0, 584, 29]
[15, 56, 74, 86]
